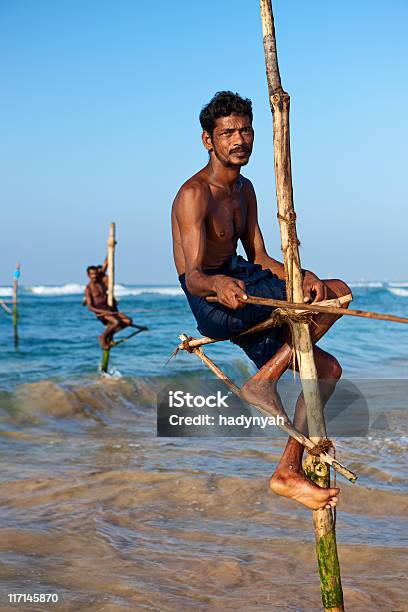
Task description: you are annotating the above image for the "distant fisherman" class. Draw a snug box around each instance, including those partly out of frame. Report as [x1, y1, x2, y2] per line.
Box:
[84, 257, 133, 349]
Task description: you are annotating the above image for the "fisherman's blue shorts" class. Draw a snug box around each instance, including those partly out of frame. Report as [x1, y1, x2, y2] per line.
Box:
[179, 255, 287, 369]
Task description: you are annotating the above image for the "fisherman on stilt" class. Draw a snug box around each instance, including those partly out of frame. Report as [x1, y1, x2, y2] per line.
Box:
[84, 256, 134, 349]
[172, 91, 353, 511]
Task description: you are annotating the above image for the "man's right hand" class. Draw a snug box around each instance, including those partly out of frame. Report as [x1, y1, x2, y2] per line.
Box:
[213, 276, 247, 310]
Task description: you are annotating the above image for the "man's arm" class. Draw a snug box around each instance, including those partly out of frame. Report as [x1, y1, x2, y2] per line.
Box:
[101, 256, 108, 275]
[241, 180, 327, 302]
[174, 183, 247, 309]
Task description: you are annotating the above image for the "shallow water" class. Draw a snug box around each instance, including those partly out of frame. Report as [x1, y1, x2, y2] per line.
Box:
[0, 284, 407, 610]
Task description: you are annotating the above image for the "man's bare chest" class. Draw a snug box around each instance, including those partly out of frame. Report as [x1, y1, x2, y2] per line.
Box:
[90, 283, 107, 301]
[205, 196, 248, 242]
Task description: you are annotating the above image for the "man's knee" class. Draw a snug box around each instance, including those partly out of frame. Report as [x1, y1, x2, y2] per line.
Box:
[336, 278, 352, 298]
[316, 348, 342, 380]
[117, 312, 132, 326]
[325, 278, 353, 302]
[325, 355, 342, 380]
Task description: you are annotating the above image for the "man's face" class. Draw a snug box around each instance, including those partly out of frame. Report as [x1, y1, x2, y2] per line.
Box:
[88, 268, 98, 282]
[203, 113, 254, 167]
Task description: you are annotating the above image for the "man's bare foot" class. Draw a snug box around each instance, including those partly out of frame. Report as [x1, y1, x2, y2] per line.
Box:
[241, 378, 289, 423]
[270, 465, 340, 510]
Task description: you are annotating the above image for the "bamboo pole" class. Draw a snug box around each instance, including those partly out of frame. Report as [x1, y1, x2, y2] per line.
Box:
[208, 294, 408, 325]
[101, 223, 116, 373]
[179, 335, 357, 483]
[107, 222, 116, 308]
[260, 2, 344, 609]
[101, 349, 110, 373]
[13, 262, 21, 348]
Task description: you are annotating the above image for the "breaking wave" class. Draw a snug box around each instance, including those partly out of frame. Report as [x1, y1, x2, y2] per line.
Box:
[30, 283, 85, 296]
[348, 281, 384, 288]
[388, 287, 408, 297]
[0, 287, 13, 297]
[0, 284, 183, 297]
[114, 285, 183, 297]
[2, 282, 408, 298]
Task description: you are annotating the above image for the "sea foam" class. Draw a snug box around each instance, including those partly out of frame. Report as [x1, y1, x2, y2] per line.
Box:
[30, 284, 85, 296]
[0, 287, 13, 296]
[388, 287, 408, 297]
[3, 281, 407, 298]
[18, 284, 183, 297]
[348, 281, 384, 288]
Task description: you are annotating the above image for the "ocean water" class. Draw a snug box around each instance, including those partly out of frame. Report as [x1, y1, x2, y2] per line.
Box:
[1, 281, 407, 385]
[0, 282, 407, 610]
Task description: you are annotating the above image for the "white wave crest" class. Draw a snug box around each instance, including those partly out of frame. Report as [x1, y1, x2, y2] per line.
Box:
[114, 284, 183, 296]
[30, 284, 85, 296]
[0, 287, 13, 296]
[19, 283, 183, 297]
[388, 288, 408, 297]
[348, 281, 384, 288]
[389, 282, 408, 287]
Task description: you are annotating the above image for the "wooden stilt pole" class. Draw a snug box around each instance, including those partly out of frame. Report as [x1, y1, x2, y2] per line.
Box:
[101, 348, 110, 373]
[260, 2, 344, 609]
[101, 223, 116, 373]
[13, 262, 21, 349]
[107, 222, 116, 309]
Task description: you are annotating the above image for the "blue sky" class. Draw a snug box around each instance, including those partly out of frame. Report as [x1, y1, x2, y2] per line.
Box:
[1, 0, 407, 285]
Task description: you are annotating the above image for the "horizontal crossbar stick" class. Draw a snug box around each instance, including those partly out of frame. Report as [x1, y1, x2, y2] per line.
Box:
[207, 294, 408, 325]
[130, 323, 149, 331]
[110, 326, 148, 347]
[178, 295, 352, 351]
[179, 334, 357, 483]
[0, 299, 12, 314]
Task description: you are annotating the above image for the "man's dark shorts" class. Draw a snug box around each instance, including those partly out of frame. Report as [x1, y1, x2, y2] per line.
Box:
[179, 255, 286, 369]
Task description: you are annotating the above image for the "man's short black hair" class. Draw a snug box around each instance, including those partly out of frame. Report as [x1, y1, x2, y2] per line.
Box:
[87, 265, 97, 274]
[199, 91, 253, 135]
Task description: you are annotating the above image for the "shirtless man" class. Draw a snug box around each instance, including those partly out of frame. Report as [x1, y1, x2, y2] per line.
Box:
[84, 257, 133, 349]
[172, 91, 352, 511]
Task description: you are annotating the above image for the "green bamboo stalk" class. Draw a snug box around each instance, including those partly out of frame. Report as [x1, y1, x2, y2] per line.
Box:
[259, 2, 344, 609]
[304, 459, 343, 609]
[101, 349, 110, 373]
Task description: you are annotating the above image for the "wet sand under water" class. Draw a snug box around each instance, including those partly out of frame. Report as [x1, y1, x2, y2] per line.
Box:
[0, 377, 407, 611]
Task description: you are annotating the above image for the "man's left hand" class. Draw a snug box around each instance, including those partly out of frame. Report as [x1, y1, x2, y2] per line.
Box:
[302, 271, 327, 303]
